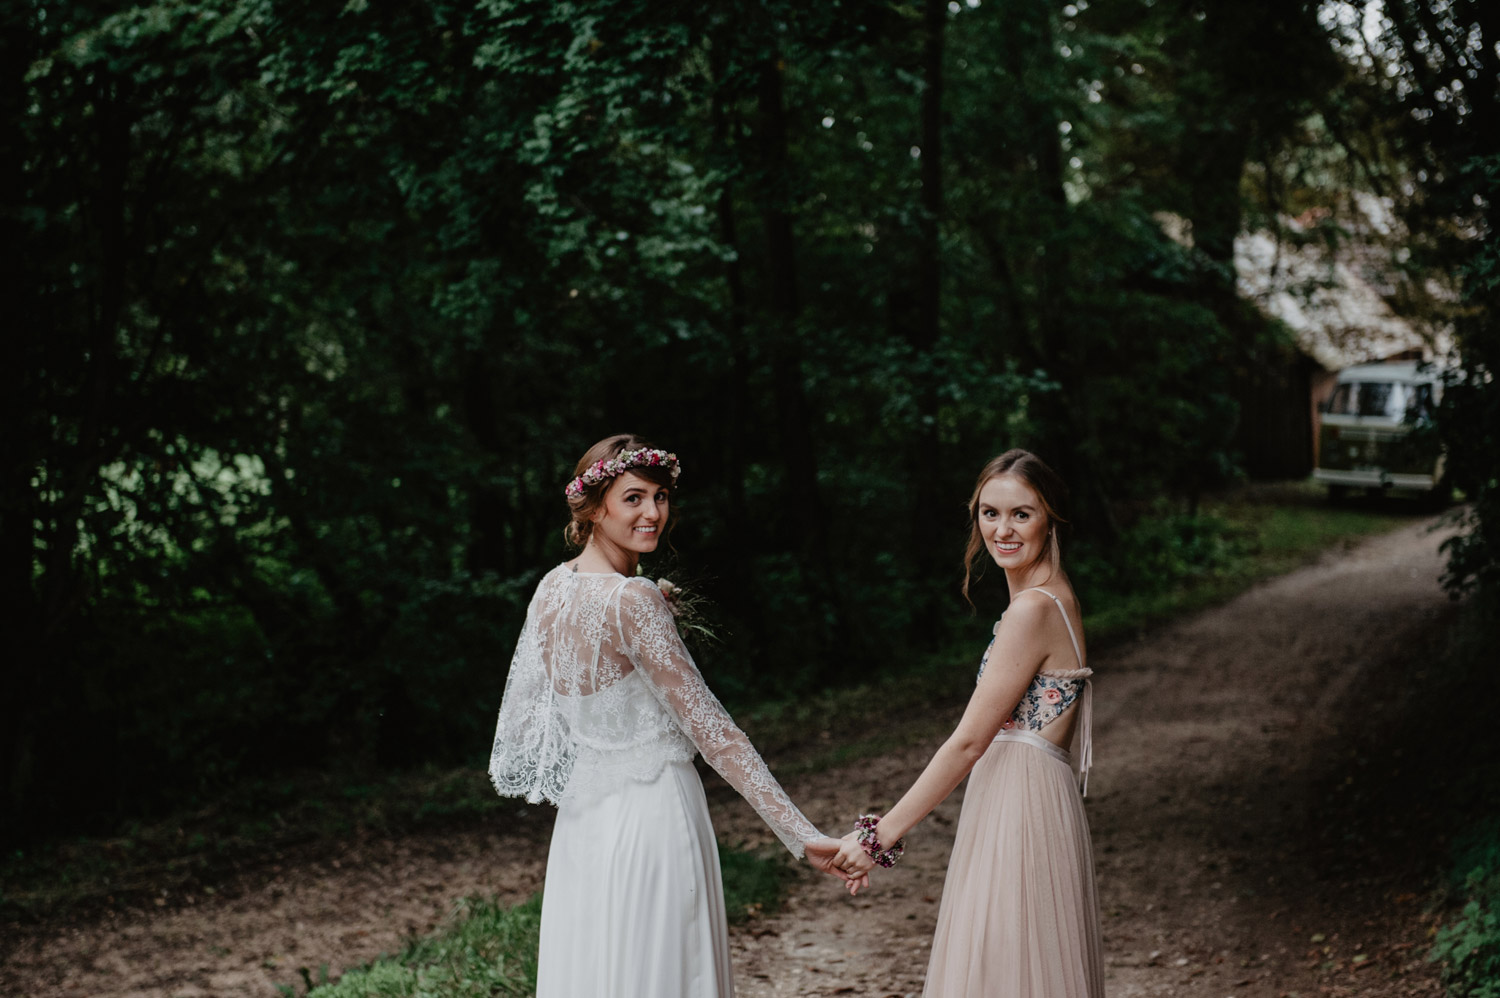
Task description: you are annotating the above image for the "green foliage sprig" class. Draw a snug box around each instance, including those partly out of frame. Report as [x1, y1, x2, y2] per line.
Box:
[1430, 838, 1500, 998]
[652, 575, 723, 651]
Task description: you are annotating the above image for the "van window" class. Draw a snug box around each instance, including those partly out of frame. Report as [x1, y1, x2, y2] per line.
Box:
[1327, 381, 1401, 417]
[1357, 382, 1396, 416]
[1405, 383, 1436, 423]
[1327, 383, 1356, 415]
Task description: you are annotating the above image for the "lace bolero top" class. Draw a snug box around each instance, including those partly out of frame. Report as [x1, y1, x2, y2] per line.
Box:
[489, 565, 822, 857]
[977, 587, 1095, 794]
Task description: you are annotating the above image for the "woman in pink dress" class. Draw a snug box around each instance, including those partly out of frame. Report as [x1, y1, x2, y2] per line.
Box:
[839, 449, 1104, 998]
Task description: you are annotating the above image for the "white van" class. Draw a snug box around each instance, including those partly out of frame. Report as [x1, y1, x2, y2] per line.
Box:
[1313, 361, 1445, 497]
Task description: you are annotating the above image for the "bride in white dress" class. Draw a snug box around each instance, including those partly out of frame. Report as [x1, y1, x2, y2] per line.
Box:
[488, 434, 850, 998]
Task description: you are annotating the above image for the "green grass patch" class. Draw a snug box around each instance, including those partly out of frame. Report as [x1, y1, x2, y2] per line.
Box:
[719, 841, 791, 924]
[1208, 480, 1422, 570]
[1080, 480, 1418, 646]
[303, 894, 542, 998]
[295, 842, 783, 997]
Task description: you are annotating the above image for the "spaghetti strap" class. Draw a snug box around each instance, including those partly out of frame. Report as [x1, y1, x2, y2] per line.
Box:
[1020, 587, 1084, 669]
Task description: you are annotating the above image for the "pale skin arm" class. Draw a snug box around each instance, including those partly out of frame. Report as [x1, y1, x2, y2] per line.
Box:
[837, 597, 1059, 887]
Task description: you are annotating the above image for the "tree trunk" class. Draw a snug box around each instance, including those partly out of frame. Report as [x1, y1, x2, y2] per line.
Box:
[462, 353, 513, 575]
[0, 5, 39, 833]
[755, 57, 828, 562]
[709, 40, 753, 543]
[906, 0, 947, 634]
[752, 55, 856, 659]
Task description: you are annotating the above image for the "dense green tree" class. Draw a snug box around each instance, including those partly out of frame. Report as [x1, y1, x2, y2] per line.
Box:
[1347, 1, 1500, 594]
[12, 0, 1476, 843]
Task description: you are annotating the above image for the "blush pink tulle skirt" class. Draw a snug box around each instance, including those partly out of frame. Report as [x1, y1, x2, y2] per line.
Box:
[923, 729, 1104, 998]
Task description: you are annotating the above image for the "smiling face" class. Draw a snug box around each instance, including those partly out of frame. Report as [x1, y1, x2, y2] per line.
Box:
[590, 471, 670, 561]
[976, 474, 1050, 574]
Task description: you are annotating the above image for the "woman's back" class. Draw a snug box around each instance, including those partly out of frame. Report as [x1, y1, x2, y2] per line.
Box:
[980, 586, 1092, 765]
[496, 566, 695, 805]
[493, 564, 822, 856]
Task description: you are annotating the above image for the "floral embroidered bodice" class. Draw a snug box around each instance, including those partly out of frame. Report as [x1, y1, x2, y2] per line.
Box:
[997, 669, 1089, 732]
[489, 565, 822, 857]
[978, 587, 1095, 793]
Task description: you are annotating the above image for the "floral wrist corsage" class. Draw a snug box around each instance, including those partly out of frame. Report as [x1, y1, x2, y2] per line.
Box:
[854, 814, 905, 868]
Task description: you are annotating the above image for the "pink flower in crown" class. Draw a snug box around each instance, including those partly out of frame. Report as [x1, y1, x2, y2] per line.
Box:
[563, 447, 683, 499]
[1043, 688, 1063, 704]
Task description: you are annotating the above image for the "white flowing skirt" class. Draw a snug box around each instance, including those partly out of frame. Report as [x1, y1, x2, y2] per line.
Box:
[537, 759, 733, 998]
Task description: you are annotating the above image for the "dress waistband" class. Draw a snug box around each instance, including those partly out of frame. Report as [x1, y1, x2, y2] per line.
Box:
[992, 728, 1072, 766]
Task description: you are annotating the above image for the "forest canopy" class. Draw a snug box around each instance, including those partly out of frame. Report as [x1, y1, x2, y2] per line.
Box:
[4, 0, 1495, 843]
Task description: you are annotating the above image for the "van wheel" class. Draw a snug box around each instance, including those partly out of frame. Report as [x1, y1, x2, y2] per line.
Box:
[1326, 484, 1350, 502]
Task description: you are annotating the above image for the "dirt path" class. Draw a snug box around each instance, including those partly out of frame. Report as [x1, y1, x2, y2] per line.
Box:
[1, 515, 1462, 998]
[723, 514, 1460, 998]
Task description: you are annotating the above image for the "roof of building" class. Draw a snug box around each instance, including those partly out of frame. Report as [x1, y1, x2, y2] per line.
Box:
[1163, 195, 1453, 372]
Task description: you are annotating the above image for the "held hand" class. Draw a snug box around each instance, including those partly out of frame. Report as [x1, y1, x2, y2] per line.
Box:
[837, 836, 877, 877]
[834, 837, 874, 895]
[805, 838, 873, 895]
[804, 836, 854, 882]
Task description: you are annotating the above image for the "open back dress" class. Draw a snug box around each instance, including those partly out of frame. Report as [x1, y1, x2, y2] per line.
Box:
[922, 586, 1104, 998]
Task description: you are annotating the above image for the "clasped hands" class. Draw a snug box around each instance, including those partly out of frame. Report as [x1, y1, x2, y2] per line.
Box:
[804, 832, 879, 895]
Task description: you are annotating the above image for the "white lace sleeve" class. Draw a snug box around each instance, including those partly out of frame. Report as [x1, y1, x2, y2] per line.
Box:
[614, 578, 823, 858]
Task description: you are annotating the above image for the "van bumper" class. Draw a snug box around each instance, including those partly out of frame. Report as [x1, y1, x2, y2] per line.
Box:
[1313, 468, 1439, 491]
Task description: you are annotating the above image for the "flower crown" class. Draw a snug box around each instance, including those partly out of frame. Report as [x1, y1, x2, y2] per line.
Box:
[564, 447, 681, 499]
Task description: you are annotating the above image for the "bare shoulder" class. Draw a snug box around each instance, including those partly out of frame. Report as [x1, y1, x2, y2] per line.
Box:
[1001, 592, 1054, 623]
[1002, 588, 1080, 639]
[993, 593, 1054, 642]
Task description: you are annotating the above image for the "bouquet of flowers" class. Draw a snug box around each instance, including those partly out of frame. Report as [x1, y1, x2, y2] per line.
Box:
[654, 576, 721, 649]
